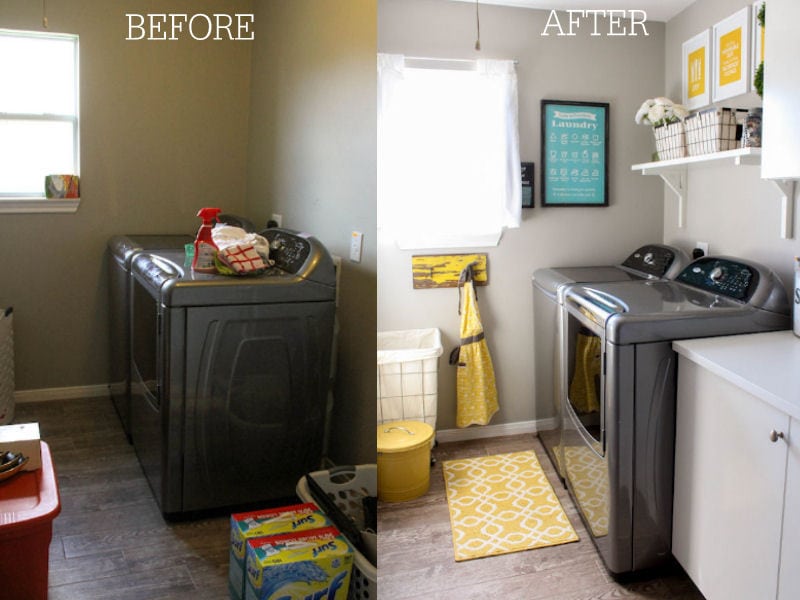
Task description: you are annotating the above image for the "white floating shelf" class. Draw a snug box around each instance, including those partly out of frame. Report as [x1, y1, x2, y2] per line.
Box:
[632, 147, 795, 239]
[631, 147, 762, 174]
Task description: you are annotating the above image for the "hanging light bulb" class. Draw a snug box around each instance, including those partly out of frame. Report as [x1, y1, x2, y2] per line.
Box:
[475, 0, 481, 51]
[42, 0, 49, 28]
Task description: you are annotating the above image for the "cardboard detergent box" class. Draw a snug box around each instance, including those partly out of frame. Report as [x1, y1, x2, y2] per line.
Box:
[229, 503, 331, 600]
[0, 422, 41, 471]
[244, 527, 353, 600]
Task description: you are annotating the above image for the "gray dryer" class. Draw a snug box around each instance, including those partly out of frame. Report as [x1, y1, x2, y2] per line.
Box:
[129, 228, 336, 515]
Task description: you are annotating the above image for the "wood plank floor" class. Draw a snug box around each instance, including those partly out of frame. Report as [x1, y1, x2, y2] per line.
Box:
[14, 398, 232, 599]
[13, 398, 706, 599]
[377, 433, 706, 600]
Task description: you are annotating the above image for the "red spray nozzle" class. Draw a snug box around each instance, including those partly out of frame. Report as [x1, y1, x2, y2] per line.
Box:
[197, 207, 221, 224]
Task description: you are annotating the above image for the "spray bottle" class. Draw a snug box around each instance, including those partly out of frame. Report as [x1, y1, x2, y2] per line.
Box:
[192, 207, 221, 273]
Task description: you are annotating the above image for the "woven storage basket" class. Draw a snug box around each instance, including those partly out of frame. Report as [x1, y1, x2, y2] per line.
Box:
[653, 121, 687, 161]
[685, 108, 740, 156]
[297, 465, 377, 600]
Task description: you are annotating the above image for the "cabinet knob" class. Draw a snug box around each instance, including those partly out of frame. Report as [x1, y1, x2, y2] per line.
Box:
[769, 430, 785, 443]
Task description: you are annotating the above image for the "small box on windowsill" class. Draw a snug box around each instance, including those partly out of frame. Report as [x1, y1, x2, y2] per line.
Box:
[0, 422, 41, 471]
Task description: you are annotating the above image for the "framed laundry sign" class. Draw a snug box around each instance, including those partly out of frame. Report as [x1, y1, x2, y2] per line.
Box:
[540, 100, 608, 207]
[712, 7, 750, 102]
[682, 29, 711, 110]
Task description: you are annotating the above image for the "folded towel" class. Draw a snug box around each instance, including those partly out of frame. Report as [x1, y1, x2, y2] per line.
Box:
[212, 224, 271, 259]
[218, 244, 267, 274]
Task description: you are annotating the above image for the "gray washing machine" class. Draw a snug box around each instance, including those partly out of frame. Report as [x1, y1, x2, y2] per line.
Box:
[129, 228, 336, 515]
[560, 256, 790, 575]
[532, 244, 689, 478]
[108, 234, 194, 439]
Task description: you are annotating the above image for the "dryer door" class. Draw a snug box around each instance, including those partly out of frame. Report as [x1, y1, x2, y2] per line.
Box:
[181, 301, 335, 512]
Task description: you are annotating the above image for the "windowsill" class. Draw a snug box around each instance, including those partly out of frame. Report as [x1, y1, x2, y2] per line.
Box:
[0, 198, 80, 214]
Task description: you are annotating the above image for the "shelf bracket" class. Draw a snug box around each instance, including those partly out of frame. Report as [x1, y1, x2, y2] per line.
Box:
[768, 179, 796, 239]
[658, 170, 687, 228]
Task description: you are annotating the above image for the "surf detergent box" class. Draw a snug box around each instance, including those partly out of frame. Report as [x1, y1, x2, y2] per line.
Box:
[244, 527, 353, 600]
[229, 503, 331, 600]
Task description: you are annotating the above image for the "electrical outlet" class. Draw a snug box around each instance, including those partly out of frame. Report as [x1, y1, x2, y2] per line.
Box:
[696, 241, 709, 256]
[271, 213, 283, 228]
[349, 231, 363, 263]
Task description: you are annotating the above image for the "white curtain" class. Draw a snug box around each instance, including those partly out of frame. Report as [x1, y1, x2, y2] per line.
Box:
[377, 54, 520, 249]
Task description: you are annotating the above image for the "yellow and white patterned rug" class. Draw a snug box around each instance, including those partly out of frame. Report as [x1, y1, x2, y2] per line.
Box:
[443, 450, 579, 561]
[554, 445, 609, 538]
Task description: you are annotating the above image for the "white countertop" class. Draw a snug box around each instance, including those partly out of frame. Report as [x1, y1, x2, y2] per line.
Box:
[673, 330, 800, 420]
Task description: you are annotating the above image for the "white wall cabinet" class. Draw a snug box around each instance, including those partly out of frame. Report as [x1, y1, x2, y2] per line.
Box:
[779, 416, 800, 598]
[673, 357, 798, 600]
[761, 0, 800, 179]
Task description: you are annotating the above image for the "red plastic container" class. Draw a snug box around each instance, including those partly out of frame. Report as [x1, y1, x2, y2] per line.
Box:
[0, 441, 61, 599]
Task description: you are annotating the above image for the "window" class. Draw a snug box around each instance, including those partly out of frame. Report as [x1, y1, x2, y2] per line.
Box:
[0, 29, 79, 202]
[377, 54, 520, 249]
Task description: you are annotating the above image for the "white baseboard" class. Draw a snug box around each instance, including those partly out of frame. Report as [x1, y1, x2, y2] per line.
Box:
[14, 384, 111, 403]
[435, 417, 558, 443]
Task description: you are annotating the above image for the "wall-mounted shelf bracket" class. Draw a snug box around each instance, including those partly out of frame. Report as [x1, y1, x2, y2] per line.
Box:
[632, 148, 766, 233]
[658, 170, 688, 228]
[767, 179, 796, 239]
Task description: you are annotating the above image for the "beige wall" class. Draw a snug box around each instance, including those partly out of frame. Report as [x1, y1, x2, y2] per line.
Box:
[0, 0, 252, 390]
[378, 0, 667, 430]
[664, 0, 800, 288]
[247, 0, 377, 464]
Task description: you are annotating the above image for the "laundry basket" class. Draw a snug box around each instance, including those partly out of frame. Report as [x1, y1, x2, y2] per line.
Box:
[297, 465, 377, 600]
[377, 328, 443, 429]
[0, 307, 14, 425]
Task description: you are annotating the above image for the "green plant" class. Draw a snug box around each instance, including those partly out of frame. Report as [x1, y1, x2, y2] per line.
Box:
[755, 3, 765, 97]
[755, 61, 764, 97]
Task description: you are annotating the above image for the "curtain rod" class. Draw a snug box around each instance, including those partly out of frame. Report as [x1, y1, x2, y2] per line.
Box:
[404, 55, 519, 65]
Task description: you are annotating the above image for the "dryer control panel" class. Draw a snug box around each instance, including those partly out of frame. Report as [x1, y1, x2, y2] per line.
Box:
[677, 257, 758, 301]
[621, 245, 677, 278]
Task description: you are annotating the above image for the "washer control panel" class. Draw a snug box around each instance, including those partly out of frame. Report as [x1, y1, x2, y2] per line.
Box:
[677, 257, 758, 301]
[263, 229, 312, 275]
[621, 245, 676, 278]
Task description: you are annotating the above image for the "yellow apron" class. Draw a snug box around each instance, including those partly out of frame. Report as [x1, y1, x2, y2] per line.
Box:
[453, 266, 499, 428]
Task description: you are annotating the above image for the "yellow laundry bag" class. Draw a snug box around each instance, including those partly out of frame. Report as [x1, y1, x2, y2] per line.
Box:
[454, 270, 499, 428]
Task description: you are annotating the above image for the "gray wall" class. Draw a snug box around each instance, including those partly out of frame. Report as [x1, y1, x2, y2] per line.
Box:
[246, 0, 377, 465]
[664, 0, 800, 288]
[378, 0, 668, 430]
[0, 0, 252, 390]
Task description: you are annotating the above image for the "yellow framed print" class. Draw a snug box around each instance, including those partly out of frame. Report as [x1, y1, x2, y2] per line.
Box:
[713, 7, 750, 102]
[682, 30, 711, 110]
[751, 1, 765, 93]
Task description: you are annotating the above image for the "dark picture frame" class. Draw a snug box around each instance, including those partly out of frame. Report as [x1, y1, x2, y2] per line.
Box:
[541, 100, 609, 207]
[521, 162, 534, 208]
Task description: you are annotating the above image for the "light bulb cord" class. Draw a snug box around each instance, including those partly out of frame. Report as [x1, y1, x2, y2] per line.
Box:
[475, 0, 481, 51]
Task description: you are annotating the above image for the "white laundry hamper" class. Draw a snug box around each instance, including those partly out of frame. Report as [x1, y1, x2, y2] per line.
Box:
[0, 307, 14, 424]
[377, 328, 443, 429]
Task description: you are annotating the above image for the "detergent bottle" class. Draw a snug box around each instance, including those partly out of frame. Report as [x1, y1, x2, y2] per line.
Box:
[192, 207, 221, 273]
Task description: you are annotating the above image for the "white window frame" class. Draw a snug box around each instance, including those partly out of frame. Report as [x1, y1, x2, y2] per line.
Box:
[0, 28, 80, 214]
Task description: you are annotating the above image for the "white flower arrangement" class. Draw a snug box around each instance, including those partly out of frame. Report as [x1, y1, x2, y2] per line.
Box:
[635, 97, 689, 127]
